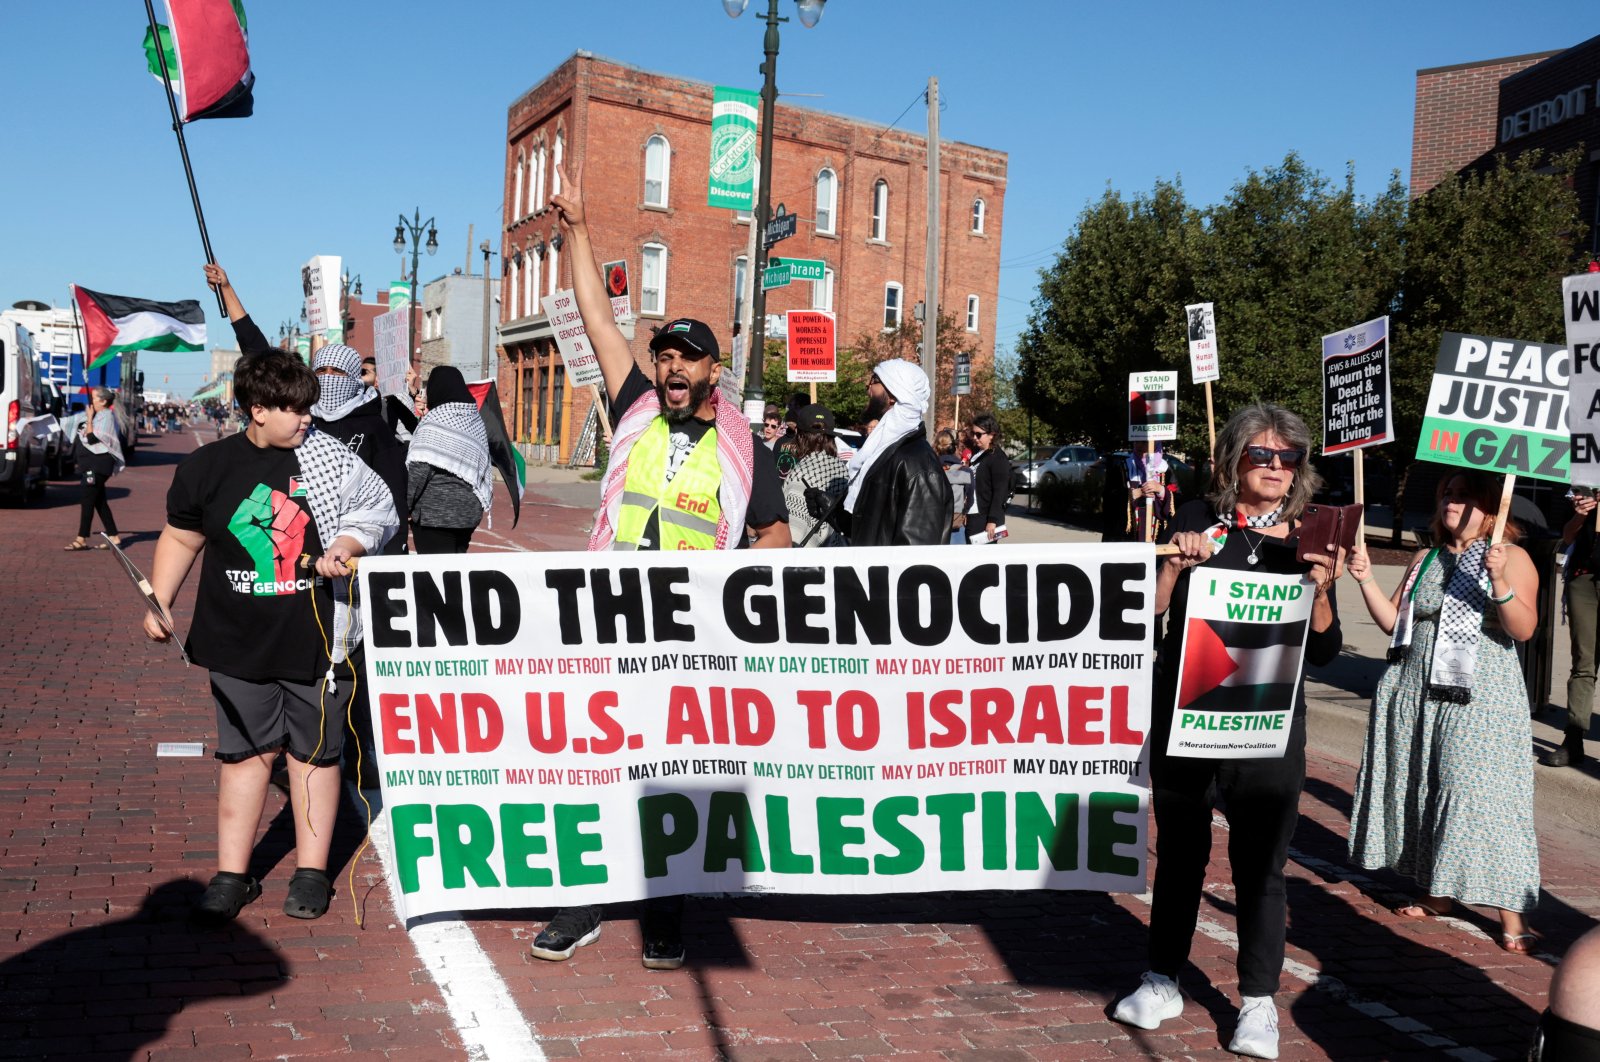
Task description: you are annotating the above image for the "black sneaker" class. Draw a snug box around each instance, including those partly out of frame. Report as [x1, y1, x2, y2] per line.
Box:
[530, 906, 601, 961]
[641, 921, 685, 970]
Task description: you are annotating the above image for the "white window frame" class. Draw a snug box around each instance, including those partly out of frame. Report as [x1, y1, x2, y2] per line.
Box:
[812, 267, 834, 312]
[533, 143, 547, 212]
[972, 197, 986, 234]
[644, 135, 670, 208]
[552, 131, 564, 199]
[871, 179, 888, 241]
[508, 257, 520, 319]
[966, 294, 980, 332]
[641, 243, 667, 316]
[528, 245, 542, 310]
[546, 237, 559, 297]
[815, 168, 837, 235]
[883, 281, 902, 331]
[733, 255, 748, 324]
[513, 150, 525, 220]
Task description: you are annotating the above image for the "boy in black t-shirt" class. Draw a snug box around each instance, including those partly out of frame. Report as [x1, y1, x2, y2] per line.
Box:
[144, 352, 398, 924]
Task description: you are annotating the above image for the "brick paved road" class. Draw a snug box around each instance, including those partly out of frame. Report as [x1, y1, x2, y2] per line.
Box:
[0, 427, 1592, 1061]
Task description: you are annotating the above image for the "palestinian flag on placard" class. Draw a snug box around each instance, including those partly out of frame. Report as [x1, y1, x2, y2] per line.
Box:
[73, 286, 206, 371]
[143, 0, 254, 122]
[1175, 616, 1307, 714]
[1129, 388, 1177, 431]
[467, 379, 524, 528]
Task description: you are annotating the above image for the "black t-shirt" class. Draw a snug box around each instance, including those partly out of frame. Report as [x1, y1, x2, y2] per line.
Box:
[612, 368, 787, 549]
[167, 433, 331, 682]
[1154, 499, 1341, 733]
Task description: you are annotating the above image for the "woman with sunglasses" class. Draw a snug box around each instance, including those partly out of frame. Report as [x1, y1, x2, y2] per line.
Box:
[1345, 470, 1540, 953]
[967, 413, 1012, 543]
[1112, 403, 1343, 1059]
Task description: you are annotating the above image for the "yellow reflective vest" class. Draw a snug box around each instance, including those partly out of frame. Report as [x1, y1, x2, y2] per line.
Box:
[613, 419, 723, 550]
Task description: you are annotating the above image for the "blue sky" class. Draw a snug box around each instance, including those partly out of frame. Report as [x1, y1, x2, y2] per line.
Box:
[0, 2, 1585, 395]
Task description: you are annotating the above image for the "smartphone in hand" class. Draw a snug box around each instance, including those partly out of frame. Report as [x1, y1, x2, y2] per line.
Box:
[1296, 503, 1363, 564]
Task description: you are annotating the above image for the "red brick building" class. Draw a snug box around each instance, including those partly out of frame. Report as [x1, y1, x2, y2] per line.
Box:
[1411, 34, 1599, 241]
[496, 52, 1007, 464]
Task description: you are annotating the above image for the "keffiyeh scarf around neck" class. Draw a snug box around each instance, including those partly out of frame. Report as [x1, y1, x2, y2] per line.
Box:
[1387, 541, 1490, 703]
[408, 401, 494, 513]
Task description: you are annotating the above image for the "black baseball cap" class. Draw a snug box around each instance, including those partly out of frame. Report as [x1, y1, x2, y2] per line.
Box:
[649, 318, 720, 360]
[798, 403, 834, 432]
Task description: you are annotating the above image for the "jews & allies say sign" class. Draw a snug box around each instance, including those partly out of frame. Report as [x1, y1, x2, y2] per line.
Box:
[1321, 316, 1392, 454]
[1416, 331, 1570, 483]
[357, 545, 1156, 920]
[1167, 568, 1313, 759]
[1564, 272, 1600, 488]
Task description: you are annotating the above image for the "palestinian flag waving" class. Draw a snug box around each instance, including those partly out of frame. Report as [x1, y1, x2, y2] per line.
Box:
[73, 286, 206, 370]
[1176, 616, 1308, 714]
[467, 379, 525, 528]
[143, 0, 254, 122]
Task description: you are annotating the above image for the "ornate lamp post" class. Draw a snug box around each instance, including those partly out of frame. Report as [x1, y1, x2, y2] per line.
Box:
[393, 209, 438, 371]
[339, 270, 362, 340]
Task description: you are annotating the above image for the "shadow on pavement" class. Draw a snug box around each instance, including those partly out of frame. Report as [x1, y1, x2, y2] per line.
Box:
[0, 879, 286, 1061]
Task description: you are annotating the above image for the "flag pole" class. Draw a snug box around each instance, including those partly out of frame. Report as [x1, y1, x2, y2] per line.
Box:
[142, 0, 225, 316]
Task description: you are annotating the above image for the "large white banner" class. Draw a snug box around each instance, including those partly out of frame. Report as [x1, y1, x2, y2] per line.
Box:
[358, 545, 1157, 921]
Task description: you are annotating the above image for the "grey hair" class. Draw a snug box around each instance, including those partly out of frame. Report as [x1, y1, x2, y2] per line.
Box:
[90, 386, 116, 407]
[1208, 402, 1323, 522]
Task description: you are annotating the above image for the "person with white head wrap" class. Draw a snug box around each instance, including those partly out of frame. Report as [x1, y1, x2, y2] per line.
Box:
[836, 358, 952, 546]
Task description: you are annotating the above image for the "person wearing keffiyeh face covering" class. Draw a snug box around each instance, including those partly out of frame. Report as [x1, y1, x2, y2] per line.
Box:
[406, 366, 492, 554]
[1113, 403, 1344, 1059]
[310, 343, 410, 555]
[1345, 469, 1542, 956]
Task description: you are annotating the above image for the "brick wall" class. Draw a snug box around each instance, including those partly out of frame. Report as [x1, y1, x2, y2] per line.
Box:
[1410, 52, 1555, 197]
[494, 53, 1007, 463]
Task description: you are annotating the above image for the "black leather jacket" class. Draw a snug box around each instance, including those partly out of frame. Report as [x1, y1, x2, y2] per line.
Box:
[842, 431, 954, 546]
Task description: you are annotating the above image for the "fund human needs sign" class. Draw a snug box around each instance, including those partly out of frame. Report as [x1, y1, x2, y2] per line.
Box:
[1321, 316, 1392, 454]
[1566, 272, 1600, 488]
[1416, 331, 1570, 484]
[357, 546, 1156, 920]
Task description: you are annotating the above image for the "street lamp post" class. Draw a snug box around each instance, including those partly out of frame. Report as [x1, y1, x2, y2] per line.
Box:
[339, 270, 363, 341]
[393, 208, 438, 372]
[723, 0, 827, 421]
[479, 240, 497, 380]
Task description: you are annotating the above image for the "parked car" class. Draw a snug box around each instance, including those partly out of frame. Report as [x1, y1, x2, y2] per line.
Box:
[1011, 444, 1100, 494]
[0, 322, 51, 503]
[39, 379, 73, 478]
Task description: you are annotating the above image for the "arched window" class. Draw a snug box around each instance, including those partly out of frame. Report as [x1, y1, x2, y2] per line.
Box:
[813, 267, 834, 313]
[972, 197, 986, 233]
[533, 143, 547, 212]
[815, 168, 837, 235]
[552, 131, 564, 199]
[966, 294, 980, 332]
[644, 135, 670, 208]
[508, 255, 520, 319]
[871, 179, 888, 241]
[883, 282, 902, 330]
[546, 233, 559, 297]
[523, 245, 536, 316]
[642, 243, 667, 315]
[513, 149, 525, 220]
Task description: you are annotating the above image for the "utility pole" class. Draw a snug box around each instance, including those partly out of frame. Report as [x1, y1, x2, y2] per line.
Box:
[480, 240, 495, 381]
[744, 0, 782, 424]
[922, 76, 940, 439]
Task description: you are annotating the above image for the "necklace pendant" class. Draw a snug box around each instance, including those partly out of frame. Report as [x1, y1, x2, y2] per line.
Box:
[1248, 550, 1260, 565]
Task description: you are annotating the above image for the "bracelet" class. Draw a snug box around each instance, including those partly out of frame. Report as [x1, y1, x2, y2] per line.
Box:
[1491, 587, 1516, 606]
[1355, 576, 1375, 587]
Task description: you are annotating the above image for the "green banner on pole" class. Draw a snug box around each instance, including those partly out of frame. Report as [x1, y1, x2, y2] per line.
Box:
[708, 86, 760, 210]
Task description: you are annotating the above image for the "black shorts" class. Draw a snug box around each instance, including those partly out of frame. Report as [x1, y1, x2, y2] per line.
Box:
[210, 672, 351, 766]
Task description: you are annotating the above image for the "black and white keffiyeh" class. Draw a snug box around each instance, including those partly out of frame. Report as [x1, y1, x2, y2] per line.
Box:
[1223, 505, 1285, 528]
[408, 402, 494, 514]
[297, 429, 401, 664]
[1386, 541, 1489, 703]
[311, 343, 378, 422]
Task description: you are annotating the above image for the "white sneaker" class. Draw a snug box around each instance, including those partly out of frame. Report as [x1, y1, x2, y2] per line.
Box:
[1112, 970, 1183, 1030]
[1229, 995, 1280, 1059]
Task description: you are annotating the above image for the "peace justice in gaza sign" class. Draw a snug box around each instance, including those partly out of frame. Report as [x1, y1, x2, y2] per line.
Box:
[357, 546, 1156, 921]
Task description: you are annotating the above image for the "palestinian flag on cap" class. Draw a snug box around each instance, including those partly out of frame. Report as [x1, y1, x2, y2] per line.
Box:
[1129, 388, 1176, 429]
[73, 285, 207, 371]
[143, 0, 254, 122]
[467, 379, 524, 528]
[1175, 616, 1308, 715]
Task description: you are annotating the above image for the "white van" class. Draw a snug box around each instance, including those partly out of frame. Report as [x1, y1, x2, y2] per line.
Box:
[0, 322, 51, 502]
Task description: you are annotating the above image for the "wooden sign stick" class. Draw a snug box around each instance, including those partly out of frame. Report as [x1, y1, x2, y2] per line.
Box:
[1490, 473, 1516, 546]
[1145, 439, 1157, 543]
[1204, 380, 1217, 460]
[590, 384, 613, 443]
[1354, 449, 1365, 543]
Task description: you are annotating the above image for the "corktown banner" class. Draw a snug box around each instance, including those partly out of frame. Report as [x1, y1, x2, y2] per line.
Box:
[358, 545, 1156, 921]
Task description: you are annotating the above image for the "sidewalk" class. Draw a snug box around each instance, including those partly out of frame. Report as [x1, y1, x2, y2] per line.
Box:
[0, 435, 1592, 1061]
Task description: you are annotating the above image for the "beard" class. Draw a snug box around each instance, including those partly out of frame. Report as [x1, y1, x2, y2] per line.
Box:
[863, 394, 890, 423]
[658, 375, 713, 424]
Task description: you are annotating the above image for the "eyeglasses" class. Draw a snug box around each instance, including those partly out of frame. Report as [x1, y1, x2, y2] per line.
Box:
[1245, 445, 1305, 469]
[971, 429, 989, 438]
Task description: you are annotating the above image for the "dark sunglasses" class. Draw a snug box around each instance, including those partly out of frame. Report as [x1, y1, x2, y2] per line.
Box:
[1245, 445, 1305, 469]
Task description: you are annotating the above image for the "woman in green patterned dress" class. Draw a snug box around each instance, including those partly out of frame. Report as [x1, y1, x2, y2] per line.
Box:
[1346, 470, 1540, 952]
